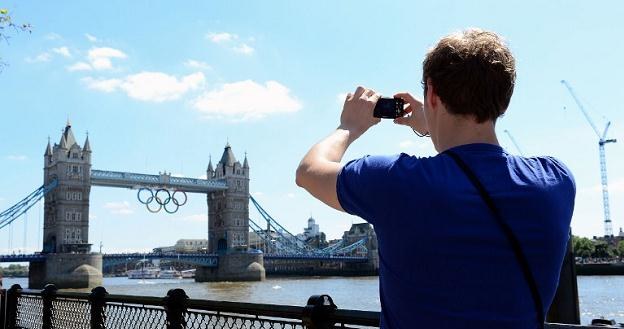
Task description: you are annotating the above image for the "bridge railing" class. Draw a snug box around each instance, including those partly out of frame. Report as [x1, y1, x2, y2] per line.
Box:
[0, 284, 379, 329]
[0, 284, 611, 329]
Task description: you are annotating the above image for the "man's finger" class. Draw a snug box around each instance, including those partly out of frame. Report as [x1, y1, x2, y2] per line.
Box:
[394, 92, 414, 103]
[364, 89, 375, 97]
[393, 115, 411, 126]
[354, 86, 366, 98]
[345, 93, 354, 101]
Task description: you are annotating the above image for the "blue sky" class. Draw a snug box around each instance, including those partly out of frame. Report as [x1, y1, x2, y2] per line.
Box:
[1, 1, 623, 253]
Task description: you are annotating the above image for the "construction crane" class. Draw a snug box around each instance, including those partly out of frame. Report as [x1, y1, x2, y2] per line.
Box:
[561, 80, 617, 236]
[503, 129, 524, 156]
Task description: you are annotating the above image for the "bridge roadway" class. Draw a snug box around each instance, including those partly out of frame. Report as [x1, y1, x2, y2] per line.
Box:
[0, 253, 368, 267]
[90, 169, 228, 193]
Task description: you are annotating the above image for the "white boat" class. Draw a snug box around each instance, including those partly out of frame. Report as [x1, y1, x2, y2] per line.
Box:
[180, 269, 196, 279]
[159, 267, 182, 279]
[127, 262, 160, 279]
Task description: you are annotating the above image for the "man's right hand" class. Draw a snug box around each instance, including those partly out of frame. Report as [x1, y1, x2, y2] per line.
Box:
[393, 92, 428, 135]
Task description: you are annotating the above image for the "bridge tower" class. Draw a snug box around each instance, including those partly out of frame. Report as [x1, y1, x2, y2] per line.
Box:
[207, 143, 250, 252]
[198, 144, 264, 281]
[30, 122, 102, 288]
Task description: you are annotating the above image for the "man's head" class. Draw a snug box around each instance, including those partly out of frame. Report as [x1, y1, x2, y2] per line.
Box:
[422, 28, 516, 124]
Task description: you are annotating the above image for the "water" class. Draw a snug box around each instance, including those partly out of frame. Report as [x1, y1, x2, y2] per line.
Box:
[2, 276, 622, 325]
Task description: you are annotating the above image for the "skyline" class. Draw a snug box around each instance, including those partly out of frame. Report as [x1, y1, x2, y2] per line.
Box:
[1, 1, 623, 253]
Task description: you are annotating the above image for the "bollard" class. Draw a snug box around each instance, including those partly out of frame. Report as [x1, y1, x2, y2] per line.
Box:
[302, 295, 337, 329]
[164, 288, 188, 329]
[5, 284, 21, 329]
[546, 232, 580, 324]
[42, 284, 57, 329]
[89, 286, 108, 329]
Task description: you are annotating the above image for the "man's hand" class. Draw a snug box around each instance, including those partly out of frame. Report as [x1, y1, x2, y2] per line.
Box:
[339, 86, 381, 141]
[393, 92, 428, 135]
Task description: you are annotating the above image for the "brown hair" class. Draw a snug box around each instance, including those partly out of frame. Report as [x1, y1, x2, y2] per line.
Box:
[422, 28, 516, 123]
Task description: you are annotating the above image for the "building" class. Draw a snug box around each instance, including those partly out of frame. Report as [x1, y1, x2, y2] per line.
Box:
[249, 229, 280, 253]
[341, 223, 378, 257]
[153, 239, 208, 254]
[296, 216, 327, 248]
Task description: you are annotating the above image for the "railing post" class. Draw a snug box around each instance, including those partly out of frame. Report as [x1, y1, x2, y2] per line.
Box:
[4, 284, 21, 329]
[41, 284, 57, 329]
[546, 232, 580, 324]
[89, 286, 108, 329]
[164, 288, 188, 329]
[302, 295, 337, 329]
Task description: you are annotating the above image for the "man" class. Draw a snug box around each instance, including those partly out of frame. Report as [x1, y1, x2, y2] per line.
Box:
[296, 29, 575, 328]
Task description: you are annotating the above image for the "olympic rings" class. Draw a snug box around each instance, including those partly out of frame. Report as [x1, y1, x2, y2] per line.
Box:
[136, 188, 187, 214]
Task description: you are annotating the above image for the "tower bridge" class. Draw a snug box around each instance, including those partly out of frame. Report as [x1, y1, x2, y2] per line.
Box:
[0, 122, 376, 288]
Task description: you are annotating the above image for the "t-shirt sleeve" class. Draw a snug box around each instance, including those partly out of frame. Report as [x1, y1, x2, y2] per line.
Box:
[336, 155, 400, 225]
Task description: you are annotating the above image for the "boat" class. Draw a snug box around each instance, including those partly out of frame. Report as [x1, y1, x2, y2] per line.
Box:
[181, 269, 196, 279]
[127, 262, 160, 279]
[159, 267, 182, 279]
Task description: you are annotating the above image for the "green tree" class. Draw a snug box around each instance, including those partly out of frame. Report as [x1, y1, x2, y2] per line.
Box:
[616, 240, 624, 258]
[572, 236, 595, 259]
[0, 8, 31, 71]
[592, 241, 614, 259]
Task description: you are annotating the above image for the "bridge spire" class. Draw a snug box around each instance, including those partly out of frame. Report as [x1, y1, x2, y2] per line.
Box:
[219, 143, 237, 167]
[45, 137, 53, 156]
[207, 155, 214, 176]
[83, 134, 92, 153]
[243, 152, 249, 169]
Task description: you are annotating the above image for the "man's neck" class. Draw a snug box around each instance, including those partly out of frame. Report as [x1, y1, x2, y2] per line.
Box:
[434, 116, 499, 153]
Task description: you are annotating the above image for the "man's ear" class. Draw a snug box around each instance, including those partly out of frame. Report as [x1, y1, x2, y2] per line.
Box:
[426, 78, 439, 109]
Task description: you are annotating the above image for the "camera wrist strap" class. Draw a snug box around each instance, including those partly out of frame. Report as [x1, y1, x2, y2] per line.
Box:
[444, 150, 545, 328]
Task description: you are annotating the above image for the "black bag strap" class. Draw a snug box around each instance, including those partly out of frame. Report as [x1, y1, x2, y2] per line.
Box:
[444, 149, 545, 328]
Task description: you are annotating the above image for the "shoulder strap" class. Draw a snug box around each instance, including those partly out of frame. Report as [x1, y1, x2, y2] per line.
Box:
[444, 150, 545, 328]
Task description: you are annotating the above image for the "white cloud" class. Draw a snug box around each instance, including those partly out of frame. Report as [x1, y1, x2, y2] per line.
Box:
[399, 140, 415, 149]
[104, 201, 134, 215]
[52, 46, 71, 58]
[232, 43, 254, 55]
[197, 174, 208, 179]
[206, 32, 255, 55]
[6, 155, 27, 161]
[285, 192, 296, 199]
[192, 80, 301, 120]
[25, 52, 51, 63]
[67, 62, 93, 72]
[87, 47, 127, 70]
[252, 191, 265, 197]
[85, 33, 98, 42]
[206, 32, 236, 43]
[184, 59, 212, 71]
[89, 214, 97, 220]
[82, 72, 205, 102]
[45, 33, 62, 40]
[120, 72, 205, 102]
[82, 77, 122, 92]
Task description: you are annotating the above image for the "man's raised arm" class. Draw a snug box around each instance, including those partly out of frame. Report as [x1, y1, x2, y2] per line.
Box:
[295, 86, 380, 211]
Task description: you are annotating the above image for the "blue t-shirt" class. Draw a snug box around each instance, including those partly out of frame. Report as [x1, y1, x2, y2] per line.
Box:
[336, 143, 575, 329]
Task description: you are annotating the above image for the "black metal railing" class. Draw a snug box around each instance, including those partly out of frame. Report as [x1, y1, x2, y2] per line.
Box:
[0, 284, 616, 329]
[0, 284, 378, 329]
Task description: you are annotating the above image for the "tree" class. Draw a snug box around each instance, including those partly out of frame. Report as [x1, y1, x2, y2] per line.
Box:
[616, 240, 624, 259]
[591, 240, 614, 259]
[572, 236, 595, 259]
[0, 8, 31, 71]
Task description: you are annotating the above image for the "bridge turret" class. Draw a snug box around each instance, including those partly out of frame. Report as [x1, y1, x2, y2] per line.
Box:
[208, 144, 250, 253]
[207, 156, 214, 178]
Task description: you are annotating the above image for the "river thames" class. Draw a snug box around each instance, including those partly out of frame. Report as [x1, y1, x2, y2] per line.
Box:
[2, 275, 622, 325]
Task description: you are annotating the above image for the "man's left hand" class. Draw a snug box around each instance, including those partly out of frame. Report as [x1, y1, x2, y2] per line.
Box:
[339, 86, 381, 141]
